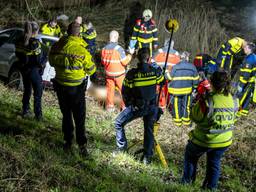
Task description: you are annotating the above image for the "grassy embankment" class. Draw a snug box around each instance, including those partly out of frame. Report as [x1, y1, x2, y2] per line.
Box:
[0, 83, 255, 192]
[0, 0, 255, 191]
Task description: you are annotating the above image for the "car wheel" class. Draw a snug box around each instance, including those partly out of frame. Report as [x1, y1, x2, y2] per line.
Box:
[8, 67, 24, 90]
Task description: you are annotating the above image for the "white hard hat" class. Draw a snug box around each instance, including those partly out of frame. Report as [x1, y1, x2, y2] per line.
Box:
[143, 9, 152, 20]
[109, 30, 119, 43]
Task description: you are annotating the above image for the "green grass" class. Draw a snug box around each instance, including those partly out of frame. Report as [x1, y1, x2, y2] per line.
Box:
[0, 83, 255, 192]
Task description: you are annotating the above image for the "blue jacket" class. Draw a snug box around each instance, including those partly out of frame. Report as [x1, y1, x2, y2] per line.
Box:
[165, 61, 199, 95]
[239, 53, 256, 89]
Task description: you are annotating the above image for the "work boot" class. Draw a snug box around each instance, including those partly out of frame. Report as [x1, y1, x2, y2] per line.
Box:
[35, 115, 43, 122]
[79, 145, 89, 158]
[63, 141, 72, 153]
[142, 156, 152, 165]
[22, 111, 33, 119]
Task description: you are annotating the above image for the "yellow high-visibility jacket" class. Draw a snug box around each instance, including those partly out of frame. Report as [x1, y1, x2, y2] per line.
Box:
[49, 35, 96, 86]
[40, 23, 62, 37]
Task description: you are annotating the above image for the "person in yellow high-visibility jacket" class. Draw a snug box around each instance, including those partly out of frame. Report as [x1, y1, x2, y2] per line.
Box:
[182, 70, 239, 191]
[49, 22, 96, 157]
[40, 18, 62, 37]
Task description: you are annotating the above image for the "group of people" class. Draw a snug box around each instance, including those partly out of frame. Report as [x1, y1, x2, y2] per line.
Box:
[13, 7, 256, 191]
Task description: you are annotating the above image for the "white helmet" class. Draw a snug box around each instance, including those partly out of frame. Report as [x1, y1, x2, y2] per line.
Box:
[109, 30, 119, 43]
[143, 9, 152, 21]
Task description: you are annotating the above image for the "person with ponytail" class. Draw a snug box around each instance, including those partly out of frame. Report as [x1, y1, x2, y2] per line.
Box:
[15, 21, 47, 121]
[181, 70, 239, 190]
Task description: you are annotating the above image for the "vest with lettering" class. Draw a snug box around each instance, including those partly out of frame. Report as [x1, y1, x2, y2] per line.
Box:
[190, 93, 238, 148]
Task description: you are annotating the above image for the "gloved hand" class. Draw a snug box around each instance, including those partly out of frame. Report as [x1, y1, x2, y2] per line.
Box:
[153, 44, 158, 50]
[128, 47, 135, 55]
[237, 86, 243, 94]
[192, 89, 198, 99]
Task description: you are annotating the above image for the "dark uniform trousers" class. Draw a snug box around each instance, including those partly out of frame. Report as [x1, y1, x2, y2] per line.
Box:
[54, 80, 87, 146]
[238, 85, 254, 116]
[169, 94, 192, 126]
[115, 104, 158, 157]
[22, 67, 43, 118]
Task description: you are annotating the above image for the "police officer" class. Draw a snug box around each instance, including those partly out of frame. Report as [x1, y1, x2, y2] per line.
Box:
[114, 48, 163, 164]
[15, 21, 47, 120]
[237, 42, 256, 117]
[128, 9, 158, 56]
[181, 70, 239, 190]
[49, 22, 97, 156]
[165, 51, 199, 126]
[216, 37, 246, 72]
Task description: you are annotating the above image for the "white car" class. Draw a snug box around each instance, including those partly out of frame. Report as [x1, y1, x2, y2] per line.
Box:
[0, 28, 58, 89]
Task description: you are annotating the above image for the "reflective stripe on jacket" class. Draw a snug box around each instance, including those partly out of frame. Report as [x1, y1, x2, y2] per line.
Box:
[190, 93, 239, 148]
[131, 19, 158, 48]
[165, 61, 199, 95]
[49, 36, 96, 86]
[101, 42, 130, 77]
[122, 63, 164, 107]
[15, 37, 45, 69]
[239, 53, 256, 88]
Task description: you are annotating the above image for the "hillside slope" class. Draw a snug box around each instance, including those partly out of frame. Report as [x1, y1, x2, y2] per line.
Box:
[0, 83, 255, 192]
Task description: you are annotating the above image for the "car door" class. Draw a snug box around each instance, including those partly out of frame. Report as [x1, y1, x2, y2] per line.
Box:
[0, 30, 16, 77]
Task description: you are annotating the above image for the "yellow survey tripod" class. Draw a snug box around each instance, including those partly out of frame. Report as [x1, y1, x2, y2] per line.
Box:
[127, 121, 168, 168]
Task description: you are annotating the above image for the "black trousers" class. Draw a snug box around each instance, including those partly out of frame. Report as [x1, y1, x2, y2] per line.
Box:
[54, 81, 87, 146]
[22, 67, 43, 118]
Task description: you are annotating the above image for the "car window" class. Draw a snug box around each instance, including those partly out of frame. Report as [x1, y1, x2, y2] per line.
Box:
[0, 30, 14, 46]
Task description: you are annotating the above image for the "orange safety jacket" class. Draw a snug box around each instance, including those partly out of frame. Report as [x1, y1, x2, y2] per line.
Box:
[153, 47, 180, 70]
[101, 42, 130, 77]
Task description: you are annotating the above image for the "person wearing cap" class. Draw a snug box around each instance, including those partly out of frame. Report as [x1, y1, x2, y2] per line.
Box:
[236, 42, 256, 117]
[101, 30, 132, 112]
[40, 17, 62, 37]
[216, 37, 246, 72]
[15, 21, 47, 121]
[128, 9, 158, 56]
[153, 39, 180, 110]
[114, 48, 164, 165]
[49, 22, 97, 157]
[165, 51, 199, 126]
[181, 70, 238, 190]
